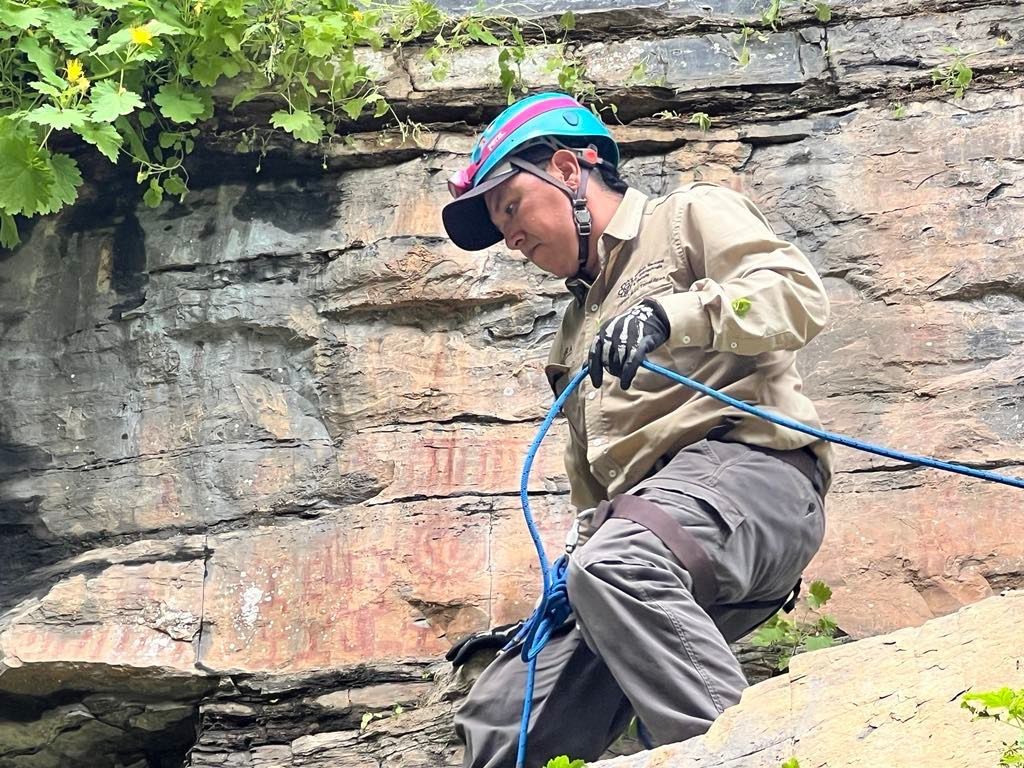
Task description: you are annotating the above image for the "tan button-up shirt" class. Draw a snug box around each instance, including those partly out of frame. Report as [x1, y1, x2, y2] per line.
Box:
[545, 182, 834, 511]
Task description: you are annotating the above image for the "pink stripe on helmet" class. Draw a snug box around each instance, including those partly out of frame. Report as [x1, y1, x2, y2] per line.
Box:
[462, 95, 580, 187]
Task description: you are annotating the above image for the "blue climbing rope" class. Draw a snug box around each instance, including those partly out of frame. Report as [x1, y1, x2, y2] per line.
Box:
[511, 360, 1024, 768]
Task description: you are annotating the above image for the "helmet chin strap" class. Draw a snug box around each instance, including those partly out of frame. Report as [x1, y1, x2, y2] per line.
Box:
[572, 166, 593, 279]
[508, 154, 597, 280]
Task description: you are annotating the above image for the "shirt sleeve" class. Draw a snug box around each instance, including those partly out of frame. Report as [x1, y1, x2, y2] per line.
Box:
[656, 185, 830, 356]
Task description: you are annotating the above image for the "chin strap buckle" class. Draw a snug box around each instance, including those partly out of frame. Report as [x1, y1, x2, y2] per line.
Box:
[573, 199, 592, 236]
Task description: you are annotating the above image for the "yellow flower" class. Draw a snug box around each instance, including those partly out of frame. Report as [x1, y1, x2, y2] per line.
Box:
[76, 77, 90, 94]
[65, 58, 84, 83]
[130, 25, 154, 46]
[352, 10, 363, 21]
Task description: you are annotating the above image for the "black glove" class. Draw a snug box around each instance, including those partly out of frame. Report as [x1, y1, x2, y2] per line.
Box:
[445, 621, 524, 668]
[588, 298, 670, 389]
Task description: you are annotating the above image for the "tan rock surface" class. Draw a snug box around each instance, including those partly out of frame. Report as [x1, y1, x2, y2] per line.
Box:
[594, 590, 1024, 768]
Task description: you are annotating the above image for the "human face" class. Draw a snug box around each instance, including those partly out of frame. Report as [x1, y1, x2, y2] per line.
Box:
[483, 163, 579, 278]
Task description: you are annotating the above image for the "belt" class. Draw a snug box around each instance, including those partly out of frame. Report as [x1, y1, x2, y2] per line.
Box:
[745, 444, 823, 496]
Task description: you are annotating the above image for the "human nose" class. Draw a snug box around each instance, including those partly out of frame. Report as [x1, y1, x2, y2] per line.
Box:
[504, 228, 526, 251]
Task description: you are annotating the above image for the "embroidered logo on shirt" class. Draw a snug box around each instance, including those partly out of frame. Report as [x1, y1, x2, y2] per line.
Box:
[617, 259, 666, 299]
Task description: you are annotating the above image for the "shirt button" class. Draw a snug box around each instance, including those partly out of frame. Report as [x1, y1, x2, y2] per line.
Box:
[586, 392, 596, 400]
[590, 304, 599, 312]
[609, 469, 618, 478]
[730, 342, 738, 349]
[682, 335, 691, 344]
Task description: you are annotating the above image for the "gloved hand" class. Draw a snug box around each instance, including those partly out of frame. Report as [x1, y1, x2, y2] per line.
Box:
[588, 298, 671, 389]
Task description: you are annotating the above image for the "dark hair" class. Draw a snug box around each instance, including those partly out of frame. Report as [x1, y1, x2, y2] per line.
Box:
[513, 141, 629, 195]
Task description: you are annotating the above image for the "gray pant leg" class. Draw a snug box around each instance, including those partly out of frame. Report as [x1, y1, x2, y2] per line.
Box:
[567, 517, 749, 744]
[568, 440, 826, 747]
[455, 623, 634, 768]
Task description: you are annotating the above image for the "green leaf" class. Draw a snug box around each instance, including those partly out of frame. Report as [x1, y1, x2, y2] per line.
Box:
[37, 153, 81, 214]
[814, 3, 832, 22]
[29, 81, 66, 99]
[90, 80, 144, 122]
[138, 111, 157, 129]
[963, 688, 1019, 711]
[142, 178, 163, 207]
[220, 0, 246, 18]
[26, 105, 89, 130]
[115, 116, 149, 162]
[269, 109, 325, 143]
[0, 5, 46, 30]
[688, 112, 712, 132]
[558, 11, 576, 31]
[731, 296, 752, 316]
[751, 623, 788, 646]
[815, 615, 838, 635]
[473, 24, 501, 46]
[154, 83, 206, 124]
[95, 27, 135, 56]
[803, 635, 834, 652]
[0, 134, 55, 215]
[0, 211, 20, 249]
[780, 759, 801, 768]
[342, 97, 365, 120]
[191, 55, 240, 87]
[163, 174, 188, 197]
[807, 580, 832, 609]
[42, 7, 98, 55]
[17, 37, 63, 86]
[76, 122, 123, 162]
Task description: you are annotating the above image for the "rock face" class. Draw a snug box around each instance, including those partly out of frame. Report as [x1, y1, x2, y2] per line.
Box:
[594, 590, 1024, 768]
[1, 2, 1024, 766]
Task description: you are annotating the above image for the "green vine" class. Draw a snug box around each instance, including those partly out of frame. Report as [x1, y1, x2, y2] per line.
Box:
[0, 0, 584, 248]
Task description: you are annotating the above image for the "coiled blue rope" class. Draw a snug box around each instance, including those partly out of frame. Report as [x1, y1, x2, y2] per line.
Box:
[511, 360, 1024, 768]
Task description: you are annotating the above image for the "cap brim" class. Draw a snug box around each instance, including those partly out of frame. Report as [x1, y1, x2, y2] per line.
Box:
[441, 169, 518, 251]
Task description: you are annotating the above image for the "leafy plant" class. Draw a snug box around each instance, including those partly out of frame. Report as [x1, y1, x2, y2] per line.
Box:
[0, 0, 581, 248]
[751, 580, 838, 672]
[931, 39, 1008, 99]
[781, 759, 801, 768]
[359, 703, 405, 731]
[760, 0, 783, 30]
[732, 25, 761, 68]
[962, 687, 1024, 766]
[890, 101, 907, 119]
[760, 0, 831, 30]
[689, 111, 712, 132]
[543, 757, 585, 768]
[932, 48, 975, 98]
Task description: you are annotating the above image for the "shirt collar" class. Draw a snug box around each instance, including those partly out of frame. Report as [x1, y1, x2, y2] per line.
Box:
[600, 187, 648, 244]
[562, 187, 648, 305]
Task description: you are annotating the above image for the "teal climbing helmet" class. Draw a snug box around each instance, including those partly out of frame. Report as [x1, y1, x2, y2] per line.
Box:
[442, 92, 619, 251]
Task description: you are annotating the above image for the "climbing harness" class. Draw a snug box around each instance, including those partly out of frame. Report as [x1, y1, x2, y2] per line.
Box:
[507, 360, 1024, 768]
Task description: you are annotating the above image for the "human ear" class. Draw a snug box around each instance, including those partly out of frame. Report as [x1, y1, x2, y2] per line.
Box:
[548, 149, 580, 190]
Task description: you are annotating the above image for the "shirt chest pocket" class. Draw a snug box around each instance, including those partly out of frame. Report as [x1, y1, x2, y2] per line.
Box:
[609, 254, 682, 309]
